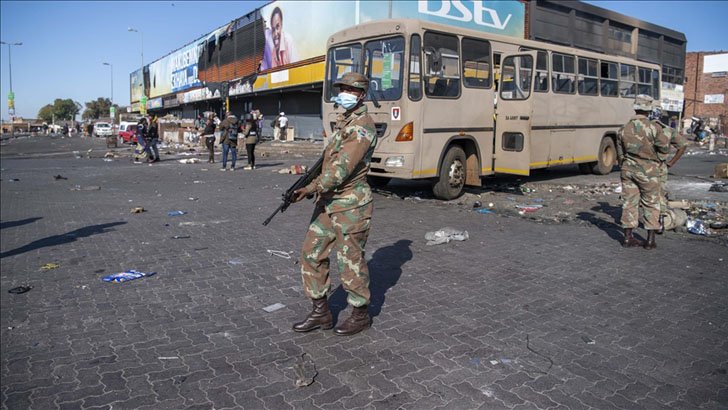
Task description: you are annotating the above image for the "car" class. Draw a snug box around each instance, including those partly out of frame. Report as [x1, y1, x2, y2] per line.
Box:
[118, 121, 138, 143]
[93, 122, 113, 138]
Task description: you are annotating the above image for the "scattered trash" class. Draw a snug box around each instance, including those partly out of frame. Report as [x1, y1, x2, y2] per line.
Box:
[40, 263, 60, 271]
[488, 202, 494, 208]
[130, 207, 145, 214]
[477, 209, 494, 214]
[73, 150, 81, 158]
[714, 163, 728, 179]
[9, 178, 20, 182]
[8, 286, 32, 294]
[70, 185, 101, 191]
[188, 197, 198, 201]
[53, 175, 67, 180]
[103, 158, 113, 162]
[158, 356, 180, 360]
[473, 201, 482, 208]
[425, 227, 469, 245]
[267, 249, 292, 259]
[263, 302, 286, 313]
[167, 210, 187, 216]
[663, 209, 688, 231]
[516, 204, 543, 212]
[614, 185, 623, 193]
[102, 270, 156, 283]
[500, 358, 512, 364]
[178, 158, 200, 164]
[668, 200, 690, 209]
[581, 336, 595, 345]
[532, 198, 544, 203]
[710, 221, 727, 229]
[489, 360, 499, 365]
[291, 165, 308, 174]
[708, 183, 728, 193]
[104, 152, 115, 158]
[686, 219, 708, 235]
[193, 180, 204, 184]
[228, 258, 245, 265]
[293, 353, 317, 388]
[171, 235, 190, 239]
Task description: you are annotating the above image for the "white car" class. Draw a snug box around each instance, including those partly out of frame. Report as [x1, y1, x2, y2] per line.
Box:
[94, 122, 113, 137]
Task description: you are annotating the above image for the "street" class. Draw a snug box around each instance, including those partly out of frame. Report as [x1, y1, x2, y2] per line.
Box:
[1, 135, 727, 409]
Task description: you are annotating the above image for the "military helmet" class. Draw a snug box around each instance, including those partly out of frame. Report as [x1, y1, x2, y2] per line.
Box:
[633, 94, 657, 111]
[334, 72, 369, 93]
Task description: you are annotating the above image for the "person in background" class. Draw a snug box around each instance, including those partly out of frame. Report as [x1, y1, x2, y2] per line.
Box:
[202, 113, 217, 163]
[277, 112, 288, 141]
[243, 114, 259, 170]
[144, 116, 161, 163]
[219, 111, 240, 171]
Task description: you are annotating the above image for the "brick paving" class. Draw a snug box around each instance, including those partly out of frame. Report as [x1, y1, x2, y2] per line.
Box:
[1, 135, 727, 409]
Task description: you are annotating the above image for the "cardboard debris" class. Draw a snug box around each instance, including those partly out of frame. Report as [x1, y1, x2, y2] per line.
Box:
[714, 163, 728, 179]
[131, 207, 145, 213]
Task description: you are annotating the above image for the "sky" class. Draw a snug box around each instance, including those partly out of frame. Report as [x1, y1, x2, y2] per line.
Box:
[1, 0, 726, 122]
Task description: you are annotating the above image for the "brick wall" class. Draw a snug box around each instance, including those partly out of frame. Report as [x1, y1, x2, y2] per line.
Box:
[684, 51, 728, 133]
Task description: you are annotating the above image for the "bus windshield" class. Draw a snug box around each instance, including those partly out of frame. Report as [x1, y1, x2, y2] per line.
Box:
[325, 36, 404, 102]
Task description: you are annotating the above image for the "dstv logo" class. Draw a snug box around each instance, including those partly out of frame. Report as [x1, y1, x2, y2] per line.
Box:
[418, 1, 513, 30]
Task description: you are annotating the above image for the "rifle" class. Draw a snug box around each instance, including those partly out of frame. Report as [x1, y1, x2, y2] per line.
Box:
[262, 156, 324, 226]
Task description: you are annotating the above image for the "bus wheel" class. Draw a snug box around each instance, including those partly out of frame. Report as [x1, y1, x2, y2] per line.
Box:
[367, 175, 391, 188]
[592, 137, 616, 175]
[432, 145, 466, 200]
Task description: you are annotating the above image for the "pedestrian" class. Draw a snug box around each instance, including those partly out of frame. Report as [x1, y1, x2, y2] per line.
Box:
[201, 113, 217, 163]
[86, 123, 93, 137]
[271, 112, 281, 140]
[616, 94, 670, 249]
[144, 116, 161, 163]
[277, 112, 289, 140]
[656, 122, 687, 234]
[219, 111, 240, 171]
[291, 72, 378, 336]
[62, 124, 69, 138]
[243, 113, 259, 170]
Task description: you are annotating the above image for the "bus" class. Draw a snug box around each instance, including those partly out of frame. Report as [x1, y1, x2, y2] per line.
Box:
[322, 19, 662, 199]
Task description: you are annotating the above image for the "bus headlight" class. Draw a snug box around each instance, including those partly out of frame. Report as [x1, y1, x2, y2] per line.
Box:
[385, 156, 405, 167]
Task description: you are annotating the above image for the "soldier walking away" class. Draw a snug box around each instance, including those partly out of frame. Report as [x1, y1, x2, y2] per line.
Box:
[291, 72, 377, 336]
[656, 122, 687, 234]
[616, 94, 670, 249]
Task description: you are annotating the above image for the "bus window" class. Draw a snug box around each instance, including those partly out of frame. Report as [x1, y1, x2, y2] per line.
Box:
[364, 36, 405, 101]
[423, 32, 460, 98]
[408, 34, 422, 101]
[325, 43, 362, 101]
[638, 67, 653, 97]
[552, 53, 575, 94]
[652, 69, 660, 99]
[462, 38, 491, 89]
[600, 61, 618, 97]
[521, 48, 548, 92]
[620, 63, 636, 97]
[500, 54, 533, 100]
[578, 57, 599, 95]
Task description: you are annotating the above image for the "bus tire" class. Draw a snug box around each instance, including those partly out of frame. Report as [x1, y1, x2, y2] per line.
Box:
[432, 145, 466, 200]
[592, 137, 616, 175]
[578, 162, 594, 174]
[367, 175, 391, 188]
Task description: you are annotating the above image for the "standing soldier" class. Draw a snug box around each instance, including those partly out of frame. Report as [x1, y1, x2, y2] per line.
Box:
[655, 124, 687, 234]
[291, 72, 377, 336]
[617, 94, 670, 249]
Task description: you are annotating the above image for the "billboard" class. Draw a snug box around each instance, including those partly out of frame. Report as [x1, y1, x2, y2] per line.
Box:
[130, 69, 144, 103]
[148, 40, 206, 98]
[661, 82, 684, 112]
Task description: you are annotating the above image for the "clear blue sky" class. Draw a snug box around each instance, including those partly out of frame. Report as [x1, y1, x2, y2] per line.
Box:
[1, 0, 726, 121]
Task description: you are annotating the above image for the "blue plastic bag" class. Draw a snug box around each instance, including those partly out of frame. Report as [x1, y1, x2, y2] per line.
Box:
[167, 210, 187, 216]
[102, 270, 156, 283]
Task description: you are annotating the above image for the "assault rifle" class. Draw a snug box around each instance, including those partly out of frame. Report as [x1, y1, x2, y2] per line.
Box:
[262, 156, 324, 226]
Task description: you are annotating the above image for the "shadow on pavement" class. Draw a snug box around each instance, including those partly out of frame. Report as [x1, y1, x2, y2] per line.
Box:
[0, 217, 43, 230]
[329, 239, 413, 322]
[0, 221, 126, 259]
[577, 202, 630, 243]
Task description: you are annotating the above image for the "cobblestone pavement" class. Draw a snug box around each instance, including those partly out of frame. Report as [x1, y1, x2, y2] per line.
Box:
[1, 136, 727, 409]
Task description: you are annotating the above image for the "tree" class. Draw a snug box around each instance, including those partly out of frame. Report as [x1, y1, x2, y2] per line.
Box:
[37, 104, 54, 123]
[82, 97, 113, 120]
[52, 98, 79, 121]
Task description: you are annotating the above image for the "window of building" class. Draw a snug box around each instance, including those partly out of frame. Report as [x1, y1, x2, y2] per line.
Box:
[600, 61, 618, 97]
[423, 31, 460, 98]
[662, 65, 684, 85]
[552, 53, 575, 94]
[652, 69, 660, 99]
[408, 34, 422, 101]
[578, 57, 599, 95]
[620, 63, 636, 97]
[462, 38, 491, 89]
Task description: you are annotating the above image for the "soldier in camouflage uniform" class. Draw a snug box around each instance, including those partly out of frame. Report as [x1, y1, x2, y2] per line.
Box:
[616, 95, 670, 249]
[656, 124, 687, 234]
[291, 72, 377, 336]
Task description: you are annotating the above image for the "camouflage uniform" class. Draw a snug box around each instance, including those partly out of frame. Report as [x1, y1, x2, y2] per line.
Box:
[657, 125, 688, 213]
[299, 104, 377, 307]
[617, 115, 670, 229]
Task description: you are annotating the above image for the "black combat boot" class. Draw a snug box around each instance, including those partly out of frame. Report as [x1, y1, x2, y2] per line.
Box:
[656, 215, 665, 235]
[292, 298, 333, 332]
[622, 228, 644, 248]
[644, 230, 657, 250]
[334, 305, 370, 336]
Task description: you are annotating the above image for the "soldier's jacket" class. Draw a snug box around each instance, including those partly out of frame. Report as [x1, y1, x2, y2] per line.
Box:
[659, 123, 688, 151]
[617, 115, 670, 167]
[304, 105, 377, 214]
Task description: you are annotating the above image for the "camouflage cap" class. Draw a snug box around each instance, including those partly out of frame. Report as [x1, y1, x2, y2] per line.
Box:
[634, 94, 657, 111]
[334, 72, 369, 93]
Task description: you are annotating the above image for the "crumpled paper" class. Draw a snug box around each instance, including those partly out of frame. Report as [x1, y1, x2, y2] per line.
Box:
[425, 227, 469, 246]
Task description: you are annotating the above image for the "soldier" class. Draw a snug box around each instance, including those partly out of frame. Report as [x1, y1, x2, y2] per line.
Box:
[656, 123, 687, 234]
[616, 94, 670, 249]
[291, 72, 377, 336]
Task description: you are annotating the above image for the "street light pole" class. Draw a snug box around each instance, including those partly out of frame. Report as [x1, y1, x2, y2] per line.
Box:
[102, 62, 113, 103]
[127, 27, 146, 114]
[1, 41, 23, 125]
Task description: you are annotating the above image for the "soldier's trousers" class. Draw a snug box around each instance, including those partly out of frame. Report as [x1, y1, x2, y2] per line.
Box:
[658, 162, 669, 214]
[300, 202, 372, 307]
[620, 163, 661, 230]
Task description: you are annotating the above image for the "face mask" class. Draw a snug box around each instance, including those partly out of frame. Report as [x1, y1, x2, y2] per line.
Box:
[334, 92, 360, 110]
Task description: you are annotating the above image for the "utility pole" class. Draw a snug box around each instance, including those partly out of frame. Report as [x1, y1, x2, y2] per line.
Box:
[1, 40, 23, 135]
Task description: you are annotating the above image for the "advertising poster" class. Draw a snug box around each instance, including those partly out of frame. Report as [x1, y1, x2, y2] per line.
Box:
[130, 69, 144, 103]
[704, 94, 725, 104]
[148, 40, 205, 98]
[660, 82, 684, 112]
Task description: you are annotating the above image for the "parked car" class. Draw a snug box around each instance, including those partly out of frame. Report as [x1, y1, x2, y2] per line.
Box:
[118, 121, 138, 143]
[93, 122, 113, 138]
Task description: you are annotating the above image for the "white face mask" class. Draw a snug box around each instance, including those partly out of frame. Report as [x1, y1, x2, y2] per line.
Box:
[334, 92, 360, 110]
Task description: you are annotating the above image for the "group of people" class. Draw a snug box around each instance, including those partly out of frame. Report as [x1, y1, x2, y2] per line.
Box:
[136, 116, 161, 163]
[197, 111, 260, 171]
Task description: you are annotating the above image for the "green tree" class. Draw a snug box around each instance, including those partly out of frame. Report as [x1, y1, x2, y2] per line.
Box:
[82, 97, 113, 120]
[52, 99, 80, 121]
[37, 104, 54, 123]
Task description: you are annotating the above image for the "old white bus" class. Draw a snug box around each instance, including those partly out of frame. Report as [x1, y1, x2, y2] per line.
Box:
[322, 19, 661, 199]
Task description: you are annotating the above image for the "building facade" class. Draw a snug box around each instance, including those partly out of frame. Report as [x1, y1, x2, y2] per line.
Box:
[684, 51, 728, 134]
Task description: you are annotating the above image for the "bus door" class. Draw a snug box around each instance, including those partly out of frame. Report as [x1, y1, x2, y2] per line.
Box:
[494, 52, 536, 176]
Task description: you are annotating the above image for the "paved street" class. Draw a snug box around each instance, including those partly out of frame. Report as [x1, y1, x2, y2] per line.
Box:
[1, 135, 727, 409]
